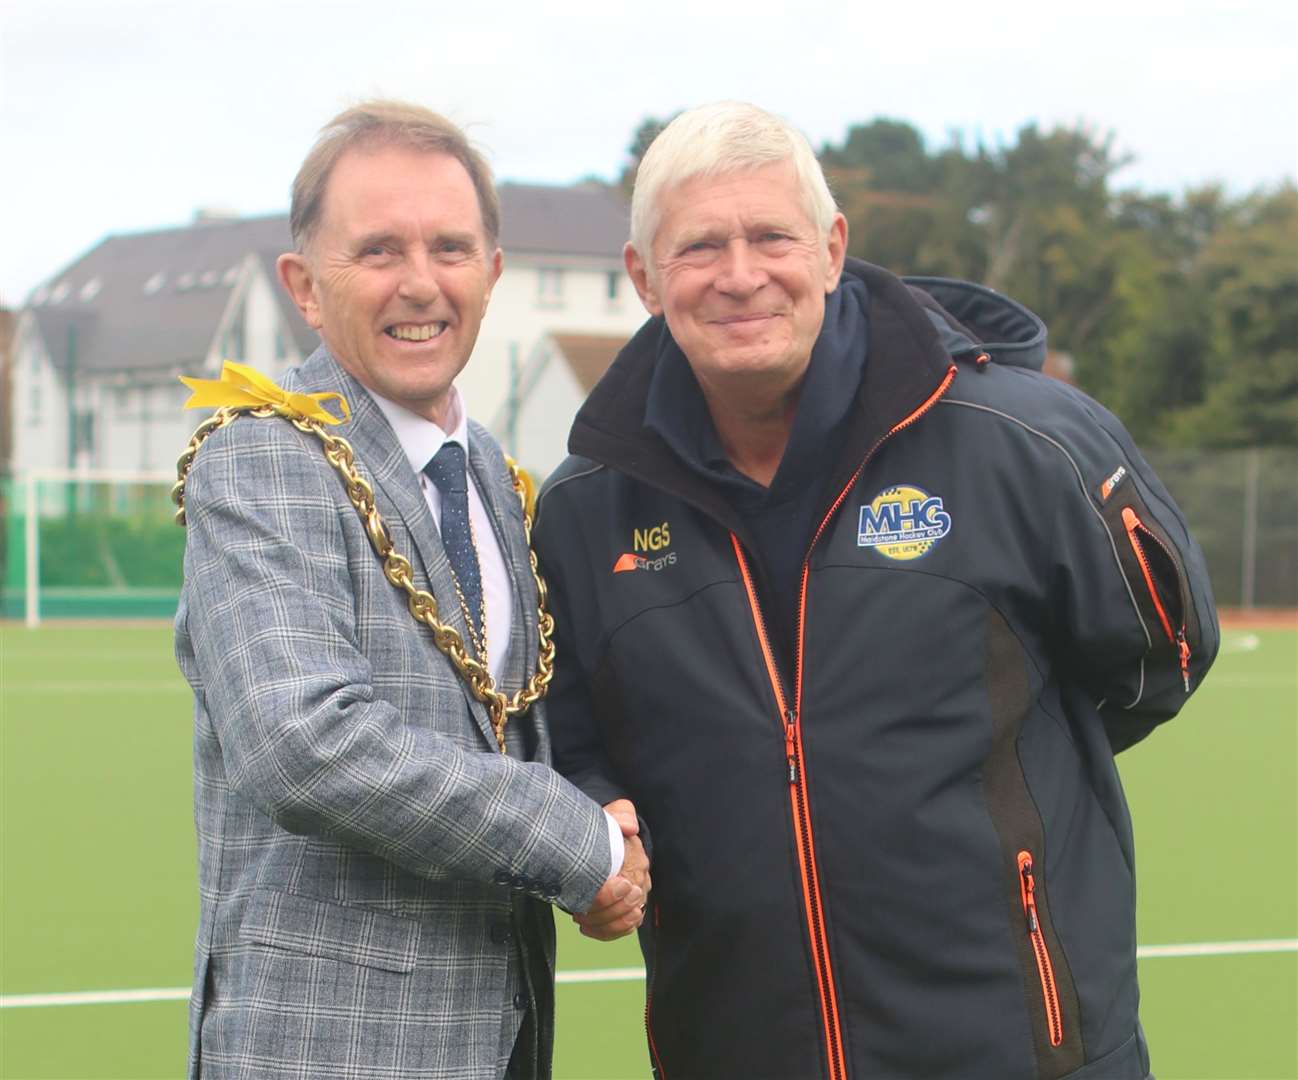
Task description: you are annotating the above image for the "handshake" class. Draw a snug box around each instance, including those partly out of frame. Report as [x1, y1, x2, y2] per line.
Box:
[576, 798, 652, 941]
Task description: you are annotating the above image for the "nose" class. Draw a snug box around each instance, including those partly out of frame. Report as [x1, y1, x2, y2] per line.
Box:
[397, 249, 440, 306]
[714, 240, 767, 297]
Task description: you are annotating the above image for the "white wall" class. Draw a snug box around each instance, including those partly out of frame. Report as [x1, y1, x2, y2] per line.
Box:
[506, 341, 590, 479]
[207, 259, 302, 380]
[99, 377, 195, 473]
[10, 315, 68, 474]
[464, 255, 645, 426]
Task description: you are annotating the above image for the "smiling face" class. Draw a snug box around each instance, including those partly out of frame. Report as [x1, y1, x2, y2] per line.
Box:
[625, 162, 846, 406]
[277, 144, 502, 427]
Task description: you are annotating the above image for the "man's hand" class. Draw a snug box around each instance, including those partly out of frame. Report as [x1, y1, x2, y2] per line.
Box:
[574, 800, 652, 941]
[604, 798, 639, 838]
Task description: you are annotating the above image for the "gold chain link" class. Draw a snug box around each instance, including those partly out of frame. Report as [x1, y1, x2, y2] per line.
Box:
[172, 405, 554, 753]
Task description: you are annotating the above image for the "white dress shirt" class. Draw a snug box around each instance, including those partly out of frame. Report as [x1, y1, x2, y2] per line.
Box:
[370, 387, 623, 878]
[372, 387, 513, 682]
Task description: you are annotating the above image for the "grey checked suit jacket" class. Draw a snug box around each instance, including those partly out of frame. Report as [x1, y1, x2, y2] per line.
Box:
[174, 348, 611, 1079]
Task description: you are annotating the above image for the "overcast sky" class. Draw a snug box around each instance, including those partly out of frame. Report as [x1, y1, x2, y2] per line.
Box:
[3, 0, 1295, 305]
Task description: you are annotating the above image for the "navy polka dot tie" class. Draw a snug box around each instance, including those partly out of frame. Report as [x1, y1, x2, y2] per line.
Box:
[423, 443, 484, 642]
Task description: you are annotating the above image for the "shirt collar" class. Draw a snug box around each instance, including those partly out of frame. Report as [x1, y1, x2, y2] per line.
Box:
[369, 385, 472, 477]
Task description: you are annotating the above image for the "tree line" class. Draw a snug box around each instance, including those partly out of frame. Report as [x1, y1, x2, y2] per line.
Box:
[618, 116, 1298, 450]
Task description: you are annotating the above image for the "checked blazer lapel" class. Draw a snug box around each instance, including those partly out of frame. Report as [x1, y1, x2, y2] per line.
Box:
[287, 348, 501, 752]
[466, 422, 536, 693]
[465, 420, 552, 761]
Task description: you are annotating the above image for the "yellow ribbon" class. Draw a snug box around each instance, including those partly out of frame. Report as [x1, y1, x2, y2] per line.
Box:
[507, 457, 538, 519]
[179, 360, 350, 425]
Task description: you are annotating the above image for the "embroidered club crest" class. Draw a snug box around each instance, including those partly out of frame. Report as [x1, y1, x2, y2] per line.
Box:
[857, 484, 952, 560]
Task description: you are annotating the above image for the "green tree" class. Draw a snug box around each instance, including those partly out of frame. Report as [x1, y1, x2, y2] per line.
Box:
[1161, 184, 1298, 447]
[620, 115, 675, 194]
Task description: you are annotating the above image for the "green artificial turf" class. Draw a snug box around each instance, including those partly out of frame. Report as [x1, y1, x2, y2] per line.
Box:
[1, 625, 1293, 1079]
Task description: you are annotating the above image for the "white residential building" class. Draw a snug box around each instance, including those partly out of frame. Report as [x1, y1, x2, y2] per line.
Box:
[494, 332, 627, 479]
[9, 183, 645, 480]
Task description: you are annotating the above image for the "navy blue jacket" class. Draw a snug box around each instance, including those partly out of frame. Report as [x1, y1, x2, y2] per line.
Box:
[534, 259, 1218, 1080]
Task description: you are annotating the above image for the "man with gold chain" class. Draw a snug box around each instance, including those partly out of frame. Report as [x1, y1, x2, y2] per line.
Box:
[173, 100, 646, 1080]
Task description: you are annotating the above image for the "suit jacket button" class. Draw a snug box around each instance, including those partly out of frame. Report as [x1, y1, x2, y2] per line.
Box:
[493, 870, 511, 886]
[513, 991, 528, 1010]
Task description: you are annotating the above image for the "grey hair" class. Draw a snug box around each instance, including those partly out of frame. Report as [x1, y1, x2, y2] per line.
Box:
[629, 101, 838, 255]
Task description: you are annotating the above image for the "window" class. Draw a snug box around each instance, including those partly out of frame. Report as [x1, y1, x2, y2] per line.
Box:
[607, 271, 620, 301]
[537, 267, 564, 307]
[143, 272, 166, 295]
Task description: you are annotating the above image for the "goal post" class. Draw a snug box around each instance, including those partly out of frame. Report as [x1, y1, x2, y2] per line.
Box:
[3, 469, 180, 626]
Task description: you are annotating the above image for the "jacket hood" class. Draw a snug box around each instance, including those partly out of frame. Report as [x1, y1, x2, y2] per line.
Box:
[902, 276, 1048, 371]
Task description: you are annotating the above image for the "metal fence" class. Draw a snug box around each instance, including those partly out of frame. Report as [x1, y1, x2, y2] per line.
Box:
[1146, 447, 1298, 609]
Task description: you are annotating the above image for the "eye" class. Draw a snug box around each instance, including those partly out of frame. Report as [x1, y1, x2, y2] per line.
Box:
[435, 239, 473, 261]
[360, 243, 393, 260]
[758, 231, 791, 244]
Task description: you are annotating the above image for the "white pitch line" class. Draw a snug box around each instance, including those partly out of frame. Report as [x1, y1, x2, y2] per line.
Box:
[556, 967, 646, 984]
[1221, 632, 1262, 654]
[0, 986, 192, 1009]
[4, 943, 1294, 1011]
[2, 681, 191, 693]
[1136, 939, 1297, 959]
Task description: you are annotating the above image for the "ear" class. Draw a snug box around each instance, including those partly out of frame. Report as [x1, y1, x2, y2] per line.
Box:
[277, 252, 323, 330]
[481, 247, 503, 313]
[823, 212, 848, 294]
[624, 241, 663, 317]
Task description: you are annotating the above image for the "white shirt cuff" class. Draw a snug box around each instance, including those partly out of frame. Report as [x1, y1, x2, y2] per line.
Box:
[603, 810, 626, 879]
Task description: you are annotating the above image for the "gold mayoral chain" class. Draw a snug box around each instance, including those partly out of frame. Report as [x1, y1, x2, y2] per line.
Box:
[171, 361, 554, 753]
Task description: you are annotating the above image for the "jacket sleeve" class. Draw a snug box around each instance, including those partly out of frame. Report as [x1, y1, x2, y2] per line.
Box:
[1044, 385, 1220, 751]
[178, 418, 611, 913]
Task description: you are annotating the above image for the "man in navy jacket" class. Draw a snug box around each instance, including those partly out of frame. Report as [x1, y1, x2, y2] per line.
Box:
[534, 101, 1217, 1080]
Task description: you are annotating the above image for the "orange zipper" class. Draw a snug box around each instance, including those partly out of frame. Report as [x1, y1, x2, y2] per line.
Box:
[731, 536, 843, 1080]
[1120, 506, 1191, 690]
[644, 902, 665, 1078]
[727, 365, 956, 1080]
[1017, 851, 1063, 1047]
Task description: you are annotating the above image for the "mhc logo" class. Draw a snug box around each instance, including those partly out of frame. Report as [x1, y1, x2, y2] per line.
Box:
[857, 484, 952, 561]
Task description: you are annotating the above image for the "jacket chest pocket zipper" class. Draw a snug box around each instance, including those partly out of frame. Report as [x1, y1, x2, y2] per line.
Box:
[1017, 851, 1064, 1048]
[1120, 506, 1192, 691]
